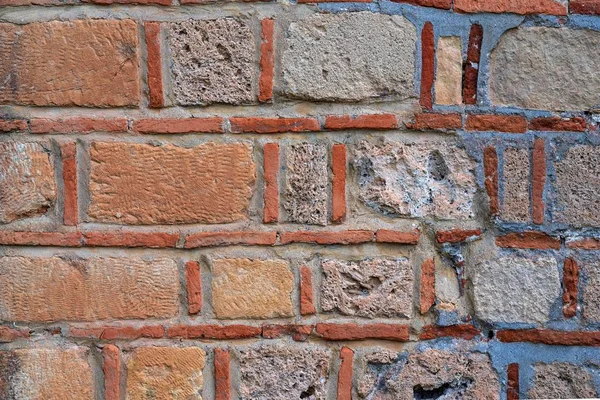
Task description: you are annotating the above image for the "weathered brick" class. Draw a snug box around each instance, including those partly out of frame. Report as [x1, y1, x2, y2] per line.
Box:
[496, 231, 560, 249]
[316, 323, 409, 341]
[332, 143, 347, 223]
[501, 147, 530, 222]
[103, 345, 120, 400]
[497, 328, 600, 346]
[338, 347, 354, 400]
[167, 324, 261, 340]
[0, 119, 27, 132]
[454, 0, 567, 14]
[321, 258, 413, 318]
[571, 0, 600, 14]
[282, 12, 416, 101]
[421, 22, 435, 109]
[212, 258, 294, 319]
[563, 258, 579, 318]
[126, 347, 205, 399]
[484, 146, 499, 215]
[465, 114, 527, 133]
[435, 36, 463, 105]
[463, 24, 483, 104]
[259, 18, 275, 103]
[0, 142, 56, 223]
[280, 230, 374, 245]
[532, 138, 546, 224]
[0, 348, 94, 399]
[406, 113, 462, 131]
[490, 27, 600, 111]
[420, 258, 435, 313]
[0, 256, 179, 322]
[529, 363, 598, 399]
[471, 254, 560, 324]
[30, 118, 128, 134]
[507, 363, 519, 400]
[300, 265, 316, 315]
[0, 20, 139, 107]
[263, 143, 280, 223]
[184, 231, 276, 248]
[325, 114, 397, 130]
[237, 345, 330, 399]
[284, 143, 328, 225]
[230, 117, 320, 134]
[145, 21, 164, 108]
[167, 19, 256, 105]
[419, 324, 481, 340]
[214, 349, 230, 400]
[88, 142, 255, 225]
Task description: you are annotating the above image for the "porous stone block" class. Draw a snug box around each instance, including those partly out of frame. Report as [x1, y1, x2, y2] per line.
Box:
[167, 19, 256, 106]
[435, 36, 463, 105]
[529, 363, 598, 399]
[0, 142, 56, 223]
[282, 12, 416, 101]
[284, 143, 328, 225]
[502, 147, 530, 222]
[353, 140, 476, 219]
[320, 258, 413, 318]
[471, 255, 560, 324]
[490, 27, 600, 111]
[237, 345, 330, 399]
[583, 260, 600, 322]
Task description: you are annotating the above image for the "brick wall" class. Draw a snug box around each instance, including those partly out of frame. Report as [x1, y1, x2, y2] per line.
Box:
[1, 0, 600, 398]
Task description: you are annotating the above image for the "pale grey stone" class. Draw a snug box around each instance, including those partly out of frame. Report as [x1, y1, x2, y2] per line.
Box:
[282, 12, 416, 102]
[471, 255, 560, 324]
[501, 148, 530, 222]
[490, 27, 600, 111]
[583, 261, 600, 323]
[529, 363, 598, 399]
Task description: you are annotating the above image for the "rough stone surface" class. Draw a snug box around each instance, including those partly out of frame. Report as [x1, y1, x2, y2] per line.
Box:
[237, 345, 330, 400]
[168, 19, 255, 106]
[0, 256, 179, 322]
[471, 255, 560, 324]
[282, 12, 416, 102]
[490, 27, 600, 111]
[320, 258, 413, 318]
[0, 20, 139, 107]
[435, 36, 463, 105]
[212, 258, 294, 319]
[529, 362, 598, 399]
[353, 140, 476, 220]
[502, 147, 530, 222]
[88, 142, 255, 225]
[554, 145, 600, 227]
[126, 347, 205, 400]
[583, 260, 600, 322]
[284, 143, 328, 225]
[0, 348, 93, 399]
[357, 346, 500, 399]
[0, 142, 56, 223]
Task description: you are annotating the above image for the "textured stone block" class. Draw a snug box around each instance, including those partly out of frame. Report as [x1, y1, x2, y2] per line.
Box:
[0, 142, 56, 223]
[471, 255, 560, 324]
[0, 256, 179, 322]
[282, 12, 416, 101]
[320, 258, 413, 318]
[583, 260, 600, 322]
[357, 346, 499, 399]
[212, 258, 294, 319]
[237, 345, 330, 399]
[0, 348, 93, 399]
[435, 36, 463, 105]
[126, 347, 205, 400]
[529, 363, 597, 399]
[284, 143, 328, 225]
[353, 140, 476, 219]
[0, 20, 139, 107]
[502, 147, 530, 222]
[88, 142, 255, 225]
[168, 19, 256, 106]
[490, 27, 600, 111]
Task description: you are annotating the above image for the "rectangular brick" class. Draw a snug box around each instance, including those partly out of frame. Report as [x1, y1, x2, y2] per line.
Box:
[300, 265, 316, 316]
[316, 323, 409, 341]
[0, 119, 27, 133]
[61, 142, 78, 226]
[406, 113, 462, 131]
[532, 138, 546, 224]
[436, 229, 482, 243]
[325, 114, 397, 130]
[563, 258, 579, 318]
[214, 349, 231, 400]
[280, 230, 374, 245]
[71, 325, 164, 340]
[185, 261, 202, 315]
[0, 231, 83, 247]
[463, 24, 483, 104]
[567, 238, 600, 249]
[529, 116, 587, 132]
[420, 22, 435, 110]
[375, 229, 420, 244]
[465, 114, 527, 133]
[571, 0, 600, 14]
[496, 231, 561, 250]
[87, 0, 171, 4]
[420, 258, 435, 314]
[261, 324, 313, 341]
[230, 117, 320, 133]
[263, 143, 280, 223]
[259, 19, 275, 103]
[497, 329, 600, 346]
[82, 231, 179, 248]
[184, 231, 276, 248]
[507, 363, 519, 400]
[0, 20, 139, 107]
[484, 146, 499, 215]
[392, 0, 452, 7]
[0, 326, 29, 342]
[419, 324, 481, 340]
[132, 118, 223, 134]
[166, 324, 261, 339]
[454, 0, 567, 14]
[103, 345, 121, 400]
[30, 118, 127, 134]
[332, 144, 347, 223]
[145, 22, 165, 108]
[337, 347, 354, 400]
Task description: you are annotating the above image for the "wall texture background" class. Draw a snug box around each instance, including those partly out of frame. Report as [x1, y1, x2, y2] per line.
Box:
[1, 0, 600, 398]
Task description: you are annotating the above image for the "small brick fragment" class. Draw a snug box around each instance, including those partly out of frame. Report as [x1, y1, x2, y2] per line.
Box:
[507, 363, 519, 400]
[484, 146, 499, 215]
[419, 324, 481, 340]
[563, 258, 578, 318]
[186, 261, 202, 315]
[103, 345, 121, 400]
[532, 138, 546, 224]
[61, 142, 78, 226]
[300, 265, 317, 315]
[0, 119, 27, 132]
[332, 144, 347, 223]
[262, 324, 313, 341]
[82, 231, 179, 248]
[420, 258, 435, 314]
[421, 22, 435, 109]
[259, 19, 275, 103]
[263, 143, 280, 223]
[337, 347, 354, 400]
[463, 24, 483, 104]
[497, 328, 600, 346]
[145, 21, 164, 108]
[214, 349, 230, 400]
[376, 229, 420, 244]
[436, 229, 482, 243]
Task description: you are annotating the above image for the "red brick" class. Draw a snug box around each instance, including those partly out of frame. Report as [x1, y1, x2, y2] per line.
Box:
[296, 0, 370, 3]
[532, 138, 546, 224]
[280, 230, 374, 245]
[571, 0, 600, 14]
[563, 258, 579, 318]
[0, 0, 76, 4]
[103, 345, 121, 400]
[300, 265, 316, 316]
[454, 0, 567, 14]
[465, 114, 527, 133]
[484, 146, 499, 215]
[0, 326, 29, 342]
[259, 19, 275, 103]
[496, 231, 560, 250]
[229, 117, 320, 134]
[145, 22, 164, 108]
[184, 231, 276, 248]
[61, 142, 78, 226]
[391, 0, 451, 7]
[497, 329, 600, 346]
[166, 324, 262, 339]
[0, 119, 27, 132]
[87, 0, 171, 4]
[420, 258, 435, 314]
[186, 261, 202, 315]
[507, 363, 519, 400]
[30, 118, 127, 134]
[375, 229, 420, 244]
[337, 347, 354, 400]
[70, 325, 164, 340]
[436, 229, 482, 243]
[567, 238, 600, 249]
[529, 116, 587, 132]
[332, 144, 347, 223]
[420, 22, 435, 110]
[263, 143, 280, 223]
[463, 24, 483, 105]
[262, 324, 313, 341]
[132, 118, 223, 134]
[316, 323, 409, 341]
[419, 324, 481, 340]
[325, 114, 398, 130]
[406, 113, 462, 131]
[214, 349, 231, 400]
[82, 231, 179, 248]
[0, 231, 83, 247]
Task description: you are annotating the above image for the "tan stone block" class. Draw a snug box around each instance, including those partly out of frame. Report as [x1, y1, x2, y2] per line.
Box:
[435, 36, 463, 105]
